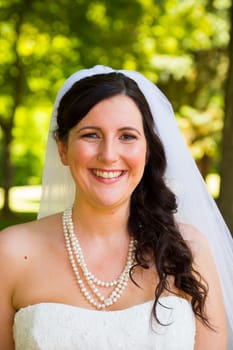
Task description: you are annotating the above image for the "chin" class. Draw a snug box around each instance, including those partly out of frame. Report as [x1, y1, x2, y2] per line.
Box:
[93, 196, 129, 210]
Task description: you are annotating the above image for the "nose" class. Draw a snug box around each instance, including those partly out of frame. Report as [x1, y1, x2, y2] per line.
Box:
[97, 138, 118, 164]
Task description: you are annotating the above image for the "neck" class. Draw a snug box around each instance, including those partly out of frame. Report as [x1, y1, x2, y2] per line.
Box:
[71, 199, 130, 241]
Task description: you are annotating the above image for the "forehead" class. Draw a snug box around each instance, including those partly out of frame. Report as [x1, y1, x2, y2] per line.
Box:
[77, 94, 144, 129]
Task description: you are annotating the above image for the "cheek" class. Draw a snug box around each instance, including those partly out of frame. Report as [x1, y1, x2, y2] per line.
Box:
[67, 143, 95, 165]
[126, 144, 147, 169]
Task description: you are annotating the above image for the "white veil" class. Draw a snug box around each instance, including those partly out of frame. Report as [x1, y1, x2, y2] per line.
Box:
[38, 65, 233, 347]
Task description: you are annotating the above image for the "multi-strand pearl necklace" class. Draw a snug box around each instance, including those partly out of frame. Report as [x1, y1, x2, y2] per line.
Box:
[62, 207, 135, 309]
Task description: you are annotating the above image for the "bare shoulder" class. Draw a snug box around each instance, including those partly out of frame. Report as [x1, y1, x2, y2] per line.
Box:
[177, 221, 205, 241]
[177, 223, 227, 349]
[0, 213, 61, 264]
[177, 222, 210, 257]
[176, 222, 215, 284]
[0, 216, 61, 350]
[0, 221, 33, 264]
[0, 213, 62, 308]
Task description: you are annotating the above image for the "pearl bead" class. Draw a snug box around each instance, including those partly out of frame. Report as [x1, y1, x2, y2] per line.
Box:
[62, 207, 135, 310]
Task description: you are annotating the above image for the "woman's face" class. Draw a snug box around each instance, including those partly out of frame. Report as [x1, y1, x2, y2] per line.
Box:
[58, 94, 147, 211]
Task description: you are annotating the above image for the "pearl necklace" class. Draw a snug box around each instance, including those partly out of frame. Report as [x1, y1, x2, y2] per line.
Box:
[62, 207, 135, 309]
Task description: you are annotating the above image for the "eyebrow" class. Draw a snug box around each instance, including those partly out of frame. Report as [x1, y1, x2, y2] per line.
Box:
[77, 126, 142, 136]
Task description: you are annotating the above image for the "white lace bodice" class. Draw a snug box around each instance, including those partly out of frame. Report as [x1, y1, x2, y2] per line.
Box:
[13, 296, 195, 350]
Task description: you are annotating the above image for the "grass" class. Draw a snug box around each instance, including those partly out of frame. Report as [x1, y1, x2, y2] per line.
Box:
[0, 186, 41, 229]
[0, 211, 37, 230]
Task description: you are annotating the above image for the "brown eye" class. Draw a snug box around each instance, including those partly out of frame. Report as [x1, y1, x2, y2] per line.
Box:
[120, 134, 137, 141]
[81, 133, 99, 139]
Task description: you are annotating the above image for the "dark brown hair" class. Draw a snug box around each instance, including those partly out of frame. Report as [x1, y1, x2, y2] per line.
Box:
[56, 72, 210, 327]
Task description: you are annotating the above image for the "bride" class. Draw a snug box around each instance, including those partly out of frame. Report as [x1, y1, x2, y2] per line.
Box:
[0, 65, 232, 349]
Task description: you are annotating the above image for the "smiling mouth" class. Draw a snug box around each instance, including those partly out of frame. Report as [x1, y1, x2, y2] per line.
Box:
[92, 169, 124, 179]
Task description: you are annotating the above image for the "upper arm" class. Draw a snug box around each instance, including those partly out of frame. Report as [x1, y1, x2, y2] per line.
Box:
[0, 227, 21, 350]
[180, 224, 227, 350]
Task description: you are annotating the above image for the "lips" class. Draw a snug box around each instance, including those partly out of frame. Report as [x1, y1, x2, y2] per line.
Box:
[92, 169, 124, 179]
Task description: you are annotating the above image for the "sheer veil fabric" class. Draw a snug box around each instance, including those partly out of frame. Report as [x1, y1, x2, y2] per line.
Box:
[38, 65, 233, 347]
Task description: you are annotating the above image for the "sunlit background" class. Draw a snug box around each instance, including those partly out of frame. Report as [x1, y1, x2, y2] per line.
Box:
[0, 0, 232, 228]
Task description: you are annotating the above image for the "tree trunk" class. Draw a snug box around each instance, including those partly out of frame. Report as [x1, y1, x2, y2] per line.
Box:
[219, 1, 233, 234]
[0, 5, 25, 216]
[1, 124, 13, 216]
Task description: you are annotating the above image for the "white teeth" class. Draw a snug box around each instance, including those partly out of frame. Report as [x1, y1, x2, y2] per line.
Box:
[93, 170, 123, 179]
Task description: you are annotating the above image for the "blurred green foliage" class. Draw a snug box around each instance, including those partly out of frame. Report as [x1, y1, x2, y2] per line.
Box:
[0, 0, 231, 193]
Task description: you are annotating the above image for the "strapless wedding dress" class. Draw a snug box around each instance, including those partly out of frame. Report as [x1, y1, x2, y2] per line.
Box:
[13, 296, 195, 349]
